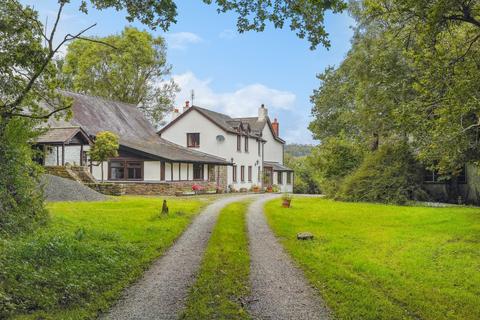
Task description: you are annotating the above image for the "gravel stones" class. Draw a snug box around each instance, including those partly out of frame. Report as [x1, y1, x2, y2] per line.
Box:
[41, 174, 107, 202]
[247, 195, 330, 320]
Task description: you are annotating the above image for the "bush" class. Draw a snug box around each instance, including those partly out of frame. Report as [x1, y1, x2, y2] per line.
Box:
[0, 118, 47, 237]
[308, 136, 363, 197]
[284, 155, 320, 194]
[338, 142, 428, 204]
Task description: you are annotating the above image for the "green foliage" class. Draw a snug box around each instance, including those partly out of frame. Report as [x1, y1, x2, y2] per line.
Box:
[0, 118, 47, 237]
[88, 131, 119, 181]
[308, 136, 363, 197]
[0, 197, 205, 319]
[63, 27, 178, 126]
[339, 142, 427, 205]
[284, 144, 313, 157]
[181, 201, 251, 319]
[265, 197, 480, 320]
[284, 154, 320, 194]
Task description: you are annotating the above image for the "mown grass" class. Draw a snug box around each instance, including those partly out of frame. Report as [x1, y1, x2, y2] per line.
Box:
[264, 197, 480, 320]
[181, 201, 252, 320]
[0, 196, 207, 320]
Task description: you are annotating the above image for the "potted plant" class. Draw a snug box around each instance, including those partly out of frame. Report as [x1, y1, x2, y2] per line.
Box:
[282, 193, 292, 208]
[251, 184, 260, 192]
[272, 184, 280, 193]
[266, 185, 273, 193]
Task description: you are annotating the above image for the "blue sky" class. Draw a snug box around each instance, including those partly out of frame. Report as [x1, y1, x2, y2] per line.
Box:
[23, 1, 355, 144]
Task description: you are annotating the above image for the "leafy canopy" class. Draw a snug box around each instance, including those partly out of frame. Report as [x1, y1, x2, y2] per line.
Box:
[63, 27, 178, 126]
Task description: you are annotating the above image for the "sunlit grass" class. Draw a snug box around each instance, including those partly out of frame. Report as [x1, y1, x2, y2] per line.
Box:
[265, 197, 480, 320]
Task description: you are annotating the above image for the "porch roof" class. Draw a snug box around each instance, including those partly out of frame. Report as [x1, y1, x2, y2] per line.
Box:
[264, 161, 293, 172]
[36, 127, 92, 145]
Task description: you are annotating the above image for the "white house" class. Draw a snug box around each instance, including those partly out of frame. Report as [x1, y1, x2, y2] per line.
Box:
[158, 103, 294, 192]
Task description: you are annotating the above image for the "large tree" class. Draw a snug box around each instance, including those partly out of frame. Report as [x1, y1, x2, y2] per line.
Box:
[63, 27, 178, 126]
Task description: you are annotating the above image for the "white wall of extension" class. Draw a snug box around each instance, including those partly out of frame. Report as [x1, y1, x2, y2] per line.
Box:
[44, 144, 90, 166]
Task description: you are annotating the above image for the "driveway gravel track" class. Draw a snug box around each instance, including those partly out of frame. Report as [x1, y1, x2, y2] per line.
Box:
[102, 194, 257, 320]
[247, 195, 331, 320]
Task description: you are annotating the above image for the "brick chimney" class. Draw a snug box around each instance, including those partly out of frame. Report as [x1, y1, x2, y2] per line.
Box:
[183, 101, 190, 113]
[258, 104, 268, 121]
[272, 118, 279, 136]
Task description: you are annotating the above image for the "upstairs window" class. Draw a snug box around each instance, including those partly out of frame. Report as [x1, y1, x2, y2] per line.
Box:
[187, 133, 200, 148]
[245, 136, 249, 152]
[193, 163, 204, 180]
[237, 135, 241, 151]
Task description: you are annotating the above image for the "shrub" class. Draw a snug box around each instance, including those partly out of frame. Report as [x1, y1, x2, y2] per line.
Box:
[0, 118, 47, 237]
[338, 141, 428, 204]
[308, 136, 363, 197]
[284, 155, 320, 194]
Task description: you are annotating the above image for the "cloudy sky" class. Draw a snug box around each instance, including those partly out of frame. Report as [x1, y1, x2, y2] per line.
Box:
[22, 1, 354, 144]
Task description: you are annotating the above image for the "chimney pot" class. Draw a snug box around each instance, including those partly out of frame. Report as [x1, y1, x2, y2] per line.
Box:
[272, 117, 279, 136]
[183, 101, 190, 113]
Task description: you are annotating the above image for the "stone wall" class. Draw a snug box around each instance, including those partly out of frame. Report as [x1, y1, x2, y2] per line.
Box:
[86, 183, 126, 196]
[44, 166, 74, 180]
[122, 180, 216, 196]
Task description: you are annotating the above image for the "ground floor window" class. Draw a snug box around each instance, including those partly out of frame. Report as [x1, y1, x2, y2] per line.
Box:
[233, 165, 237, 182]
[277, 172, 283, 185]
[109, 160, 143, 180]
[248, 166, 252, 182]
[241, 166, 245, 182]
[193, 163, 204, 180]
[287, 172, 292, 184]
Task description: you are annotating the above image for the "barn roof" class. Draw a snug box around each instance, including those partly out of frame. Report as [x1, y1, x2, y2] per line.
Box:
[46, 92, 230, 164]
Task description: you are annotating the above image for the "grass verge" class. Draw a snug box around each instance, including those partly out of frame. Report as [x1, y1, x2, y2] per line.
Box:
[264, 197, 480, 320]
[181, 201, 251, 320]
[0, 196, 207, 319]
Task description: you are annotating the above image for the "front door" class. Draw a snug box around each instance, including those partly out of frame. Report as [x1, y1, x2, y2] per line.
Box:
[263, 166, 273, 186]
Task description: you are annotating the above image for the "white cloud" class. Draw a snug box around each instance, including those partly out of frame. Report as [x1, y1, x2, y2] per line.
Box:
[219, 29, 237, 40]
[166, 32, 203, 50]
[172, 72, 296, 118]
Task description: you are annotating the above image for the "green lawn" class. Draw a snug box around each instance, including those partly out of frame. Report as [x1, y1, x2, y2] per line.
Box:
[181, 201, 251, 320]
[0, 196, 207, 320]
[264, 197, 480, 320]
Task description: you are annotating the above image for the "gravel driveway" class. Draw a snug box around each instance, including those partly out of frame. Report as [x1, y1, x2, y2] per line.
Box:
[247, 195, 331, 320]
[102, 194, 257, 320]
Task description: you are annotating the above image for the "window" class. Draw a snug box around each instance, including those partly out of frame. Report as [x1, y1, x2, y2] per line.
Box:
[245, 136, 249, 152]
[127, 161, 142, 180]
[193, 163, 204, 180]
[277, 172, 283, 185]
[286, 172, 292, 184]
[423, 169, 438, 183]
[187, 133, 200, 148]
[248, 166, 252, 182]
[423, 166, 467, 184]
[109, 160, 143, 180]
[241, 165, 245, 182]
[258, 141, 261, 156]
[233, 165, 237, 182]
[237, 135, 241, 151]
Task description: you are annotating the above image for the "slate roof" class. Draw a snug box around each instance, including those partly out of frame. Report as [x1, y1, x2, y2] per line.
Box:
[36, 127, 91, 144]
[264, 161, 293, 172]
[46, 92, 229, 164]
[159, 105, 285, 143]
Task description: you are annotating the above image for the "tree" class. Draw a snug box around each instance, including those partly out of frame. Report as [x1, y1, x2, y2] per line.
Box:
[284, 154, 320, 194]
[88, 131, 119, 182]
[63, 27, 178, 126]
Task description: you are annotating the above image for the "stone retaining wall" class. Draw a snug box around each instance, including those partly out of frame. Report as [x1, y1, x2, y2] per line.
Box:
[86, 183, 126, 196]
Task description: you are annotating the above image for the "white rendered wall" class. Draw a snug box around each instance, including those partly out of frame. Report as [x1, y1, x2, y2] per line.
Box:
[262, 126, 284, 165]
[144, 161, 161, 181]
[44, 145, 89, 166]
[160, 109, 263, 190]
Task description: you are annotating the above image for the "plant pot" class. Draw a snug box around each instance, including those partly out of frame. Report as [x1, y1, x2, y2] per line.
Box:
[282, 200, 291, 208]
[252, 187, 260, 193]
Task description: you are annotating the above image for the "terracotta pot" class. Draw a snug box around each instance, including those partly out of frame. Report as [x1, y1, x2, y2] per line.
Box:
[282, 199, 291, 208]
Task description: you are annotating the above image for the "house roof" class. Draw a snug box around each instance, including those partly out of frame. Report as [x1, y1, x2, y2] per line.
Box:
[46, 92, 230, 164]
[36, 127, 92, 145]
[264, 161, 293, 172]
[158, 105, 285, 143]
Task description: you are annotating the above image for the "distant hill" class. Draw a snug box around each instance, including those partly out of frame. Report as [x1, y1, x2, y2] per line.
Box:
[285, 144, 314, 157]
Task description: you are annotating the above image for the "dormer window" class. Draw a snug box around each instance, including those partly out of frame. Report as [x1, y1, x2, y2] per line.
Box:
[187, 133, 200, 148]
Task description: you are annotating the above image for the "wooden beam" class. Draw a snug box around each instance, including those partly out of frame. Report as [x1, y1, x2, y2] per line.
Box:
[56, 145, 59, 165]
[61, 143, 65, 166]
[80, 144, 84, 166]
[170, 162, 173, 181]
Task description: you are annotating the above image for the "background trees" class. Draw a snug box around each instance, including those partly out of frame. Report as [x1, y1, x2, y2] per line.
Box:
[63, 27, 178, 127]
